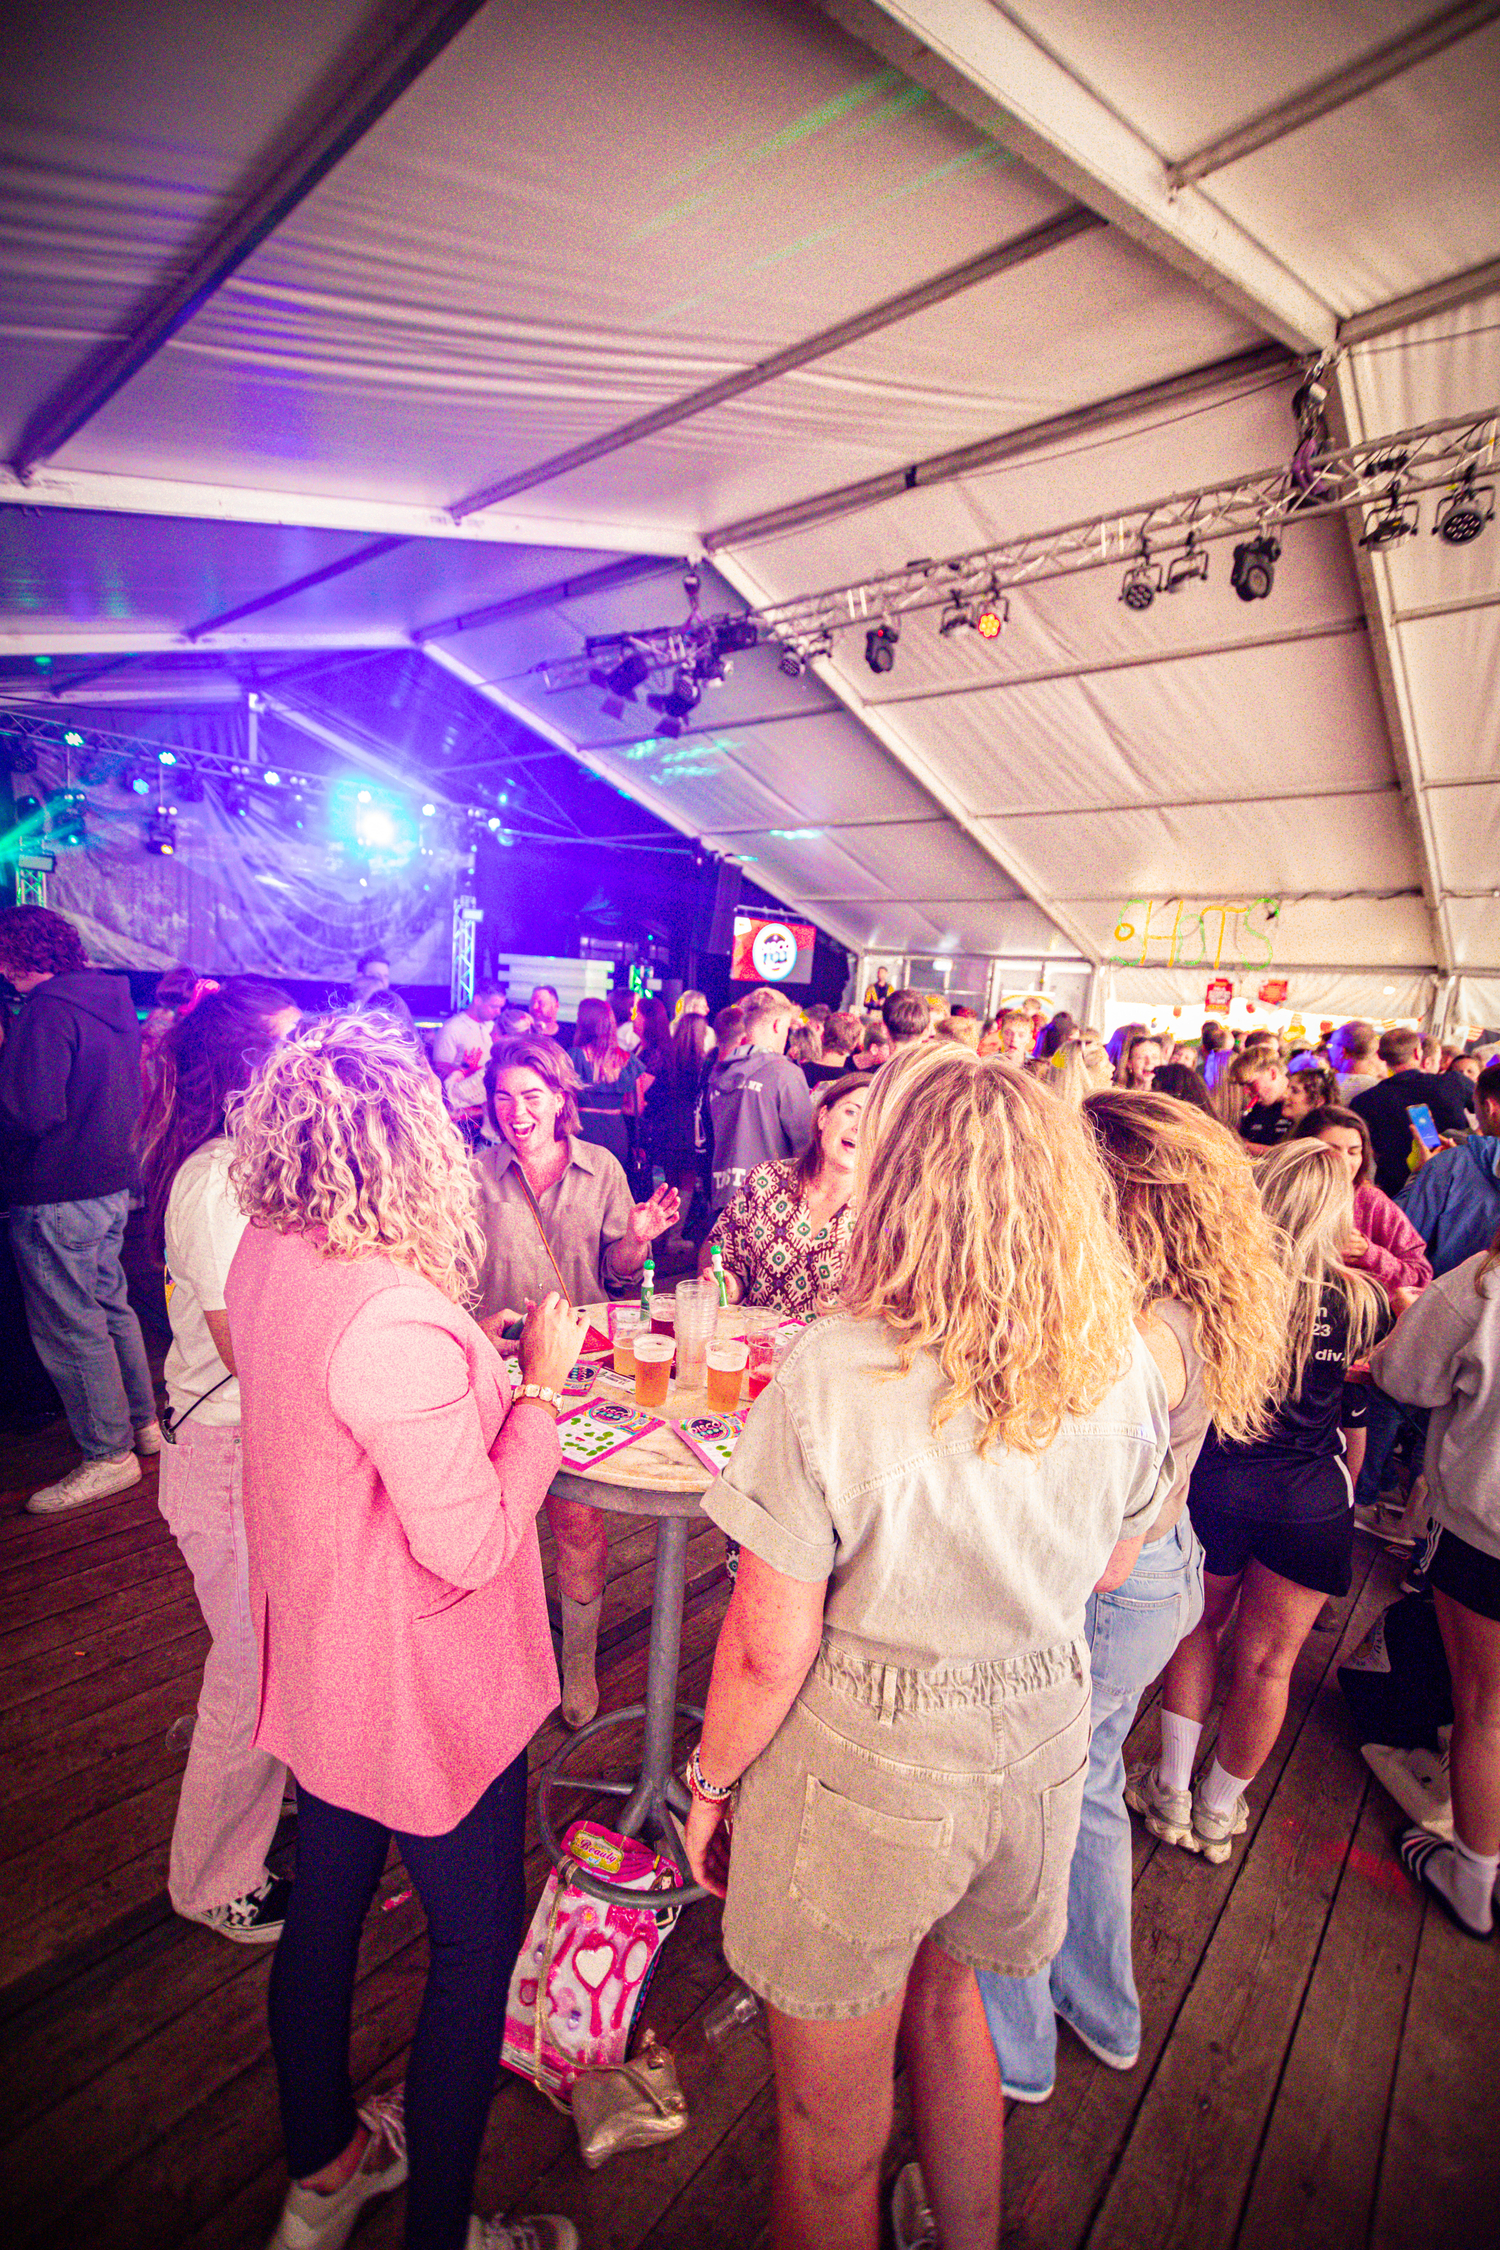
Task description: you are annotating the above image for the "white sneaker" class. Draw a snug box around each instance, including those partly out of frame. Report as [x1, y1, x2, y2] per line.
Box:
[26, 1452, 142, 1514]
[134, 1419, 164, 1455]
[1190, 1784, 1249, 1866]
[266, 2085, 407, 2250]
[468, 2217, 580, 2250]
[891, 2162, 938, 2249]
[1125, 1762, 1195, 1853]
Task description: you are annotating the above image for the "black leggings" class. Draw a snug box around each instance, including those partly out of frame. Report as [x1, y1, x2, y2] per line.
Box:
[268, 1753, 529, 2250]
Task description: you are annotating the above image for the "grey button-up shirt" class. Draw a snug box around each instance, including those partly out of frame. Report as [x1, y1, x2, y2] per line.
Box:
[473, 1136, 635, 1316]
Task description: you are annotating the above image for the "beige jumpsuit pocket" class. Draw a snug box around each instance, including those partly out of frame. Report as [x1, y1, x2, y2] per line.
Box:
[788, 1774, 953, 1949]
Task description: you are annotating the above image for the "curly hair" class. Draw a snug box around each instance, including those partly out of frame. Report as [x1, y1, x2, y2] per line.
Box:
[0, 904, 88, 977]
[228, 1014, 484, 1304]
[840, 1045, 1137, 1456]
[137, 977, 296, 1260]
[1253, 1140, 1387, 1401]
[1084, 1091, 1287, 1443]
[484, 1032, 582, 1138]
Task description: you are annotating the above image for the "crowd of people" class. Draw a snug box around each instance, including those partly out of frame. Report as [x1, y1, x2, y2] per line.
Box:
[2, 900, 1498, 2250]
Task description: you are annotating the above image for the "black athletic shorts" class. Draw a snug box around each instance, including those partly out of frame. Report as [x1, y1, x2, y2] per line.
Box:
[1188, 1493, 1353, 1597]
[1424, 1524, 1500, 1624]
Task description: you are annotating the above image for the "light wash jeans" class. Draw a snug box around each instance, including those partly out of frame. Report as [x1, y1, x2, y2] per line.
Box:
[158, 1422, 286, 1915]
[979, 1517, 1204, 2093]
[8, 1192, 156, 1457]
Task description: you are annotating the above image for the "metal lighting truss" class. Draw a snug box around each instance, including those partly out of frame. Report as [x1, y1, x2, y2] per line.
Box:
[540, 408, 1497, 684]
[0, 708, 327, 797]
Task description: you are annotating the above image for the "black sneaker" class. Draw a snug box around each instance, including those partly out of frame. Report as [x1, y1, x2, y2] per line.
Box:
[189, 1874, 292, 1945]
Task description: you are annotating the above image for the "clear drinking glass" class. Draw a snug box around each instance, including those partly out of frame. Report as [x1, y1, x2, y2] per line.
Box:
[673, 1277, 719, 1392]
[609, 1302, 645, 1377]
[633, 1332, 674, 1407]
[705, 1337, 748, 1412]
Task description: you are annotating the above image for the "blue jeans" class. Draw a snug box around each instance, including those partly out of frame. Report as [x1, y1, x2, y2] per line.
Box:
[979, 1518, 1204, 2092]
[1354, 1383, 1426, 1506]
[7, 1193, 156, 1457]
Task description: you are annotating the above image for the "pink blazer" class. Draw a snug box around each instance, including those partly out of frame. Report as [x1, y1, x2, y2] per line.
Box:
[226, 1224, 561, 1833]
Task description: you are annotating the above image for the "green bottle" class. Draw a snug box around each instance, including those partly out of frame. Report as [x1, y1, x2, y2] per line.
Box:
[709, 1243, 728, 1309]
[640, 1254, 654, 1320]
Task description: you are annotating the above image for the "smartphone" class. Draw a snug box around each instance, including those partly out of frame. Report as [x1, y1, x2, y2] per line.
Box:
[1406, 1102, 1443, 1154]
[500, 1316, 525, 1342]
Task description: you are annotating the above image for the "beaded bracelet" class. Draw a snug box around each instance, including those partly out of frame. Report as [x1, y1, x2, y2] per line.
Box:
[686, 1745, 735, 1806]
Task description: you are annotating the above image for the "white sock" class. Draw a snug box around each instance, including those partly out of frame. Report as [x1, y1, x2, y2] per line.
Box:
[1429, 1833, 1499, 1934]
[1158, 1711, 1202, 1795]
[1198, 1756, 1251, 1818]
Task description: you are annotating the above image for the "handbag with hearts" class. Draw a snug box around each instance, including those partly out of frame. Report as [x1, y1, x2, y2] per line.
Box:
[501, 1819, 683, 2104]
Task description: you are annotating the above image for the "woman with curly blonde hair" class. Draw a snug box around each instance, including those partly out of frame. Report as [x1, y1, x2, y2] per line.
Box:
[981, 1090, 1287, 2097]
[682, 1045, 1171, 2250]
[1131, 1138, 1387, 1870]
[225, 1014, 584, 2250]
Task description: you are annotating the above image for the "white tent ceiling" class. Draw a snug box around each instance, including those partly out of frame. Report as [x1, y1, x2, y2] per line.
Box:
[2, 0, 1497, 1019]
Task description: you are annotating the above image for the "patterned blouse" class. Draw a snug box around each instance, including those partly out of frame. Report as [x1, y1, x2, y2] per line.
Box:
[707, 1160, 856, 1319]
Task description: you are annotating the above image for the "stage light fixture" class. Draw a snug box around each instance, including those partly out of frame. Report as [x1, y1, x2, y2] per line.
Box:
[1120, 556, 1159, 611]
[157, 749, 178, 767]
[274, 790, 309, 838]
[1230, 533, 1280, 602]
[13, 793, 45, 832]
[865, 622, 899, 675]
[48, 788, 88, 847]
[421, 801, 437, 817]
[938, 600, 973, 637]
[1434, 469, 1494, 546]
[588, 648, 652, 705]
[223, 781, 254, 818]
[62, 729, 84, 749]
[262, 768, 282, 788]
[173, 767, 205, 803]
[778, 646, 806, 678]
[712, 619, 759, 656]
[975, 597, 1008, 639]
[1360, 482, 1419, 549]
[354, 803, 398, 850]
[145, 808, 178, 857]
[648, 668, 702, 734]
[3, 737, 38, 775]
[1165, 533, 1209, 594]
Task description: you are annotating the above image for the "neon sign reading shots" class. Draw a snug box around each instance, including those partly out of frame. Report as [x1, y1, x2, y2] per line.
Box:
[1110, 897, 1278, 974]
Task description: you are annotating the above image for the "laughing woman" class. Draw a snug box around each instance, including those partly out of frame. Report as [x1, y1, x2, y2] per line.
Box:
[683, 1046, 1171, 2250]
[700, 1074, 869, 1318]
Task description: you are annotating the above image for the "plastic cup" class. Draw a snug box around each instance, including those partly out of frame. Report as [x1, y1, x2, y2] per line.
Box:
[633, 1332, 674, 1407]
[674, 1277, 719, 1391]
[609, 1303, 645, 1377]
[746, 1330, 775, 1399]
[705, 1338, 748, 1412]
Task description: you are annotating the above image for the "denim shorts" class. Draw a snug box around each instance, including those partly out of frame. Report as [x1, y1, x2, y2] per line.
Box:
[722, 1638, 1090, 2020]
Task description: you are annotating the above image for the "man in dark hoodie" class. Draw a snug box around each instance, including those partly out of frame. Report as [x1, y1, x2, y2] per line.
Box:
[707, 985, 813, 1210]
[0, 906, 161, 1512]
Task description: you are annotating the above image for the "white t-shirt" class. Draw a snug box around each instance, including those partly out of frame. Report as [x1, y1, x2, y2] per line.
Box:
[432, 1010, 494, 1115]
[163, 1139, 248, 1426]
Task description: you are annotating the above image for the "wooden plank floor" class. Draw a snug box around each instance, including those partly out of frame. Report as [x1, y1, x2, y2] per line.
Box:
[3, 1417, 1497, 2250]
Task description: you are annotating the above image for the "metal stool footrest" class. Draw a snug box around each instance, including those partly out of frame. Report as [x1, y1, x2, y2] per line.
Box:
[537, 1699, 708, 1907]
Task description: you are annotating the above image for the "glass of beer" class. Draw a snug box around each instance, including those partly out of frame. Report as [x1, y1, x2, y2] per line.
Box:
[705, 1338, 748, 1412]
[649, 1292, 676, 1338]
[633, 1332, 674, 1408]
[609, 1303, 644, 1377]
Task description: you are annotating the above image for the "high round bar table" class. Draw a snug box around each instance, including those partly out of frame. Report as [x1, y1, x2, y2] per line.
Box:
[534, 1305, 761, 1910]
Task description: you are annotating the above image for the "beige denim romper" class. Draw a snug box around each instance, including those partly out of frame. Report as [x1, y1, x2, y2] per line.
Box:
[704, 1316, 1171, 2020]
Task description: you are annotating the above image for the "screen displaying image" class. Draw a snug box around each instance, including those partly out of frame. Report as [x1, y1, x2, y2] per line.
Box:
[730, 914, 816, 984]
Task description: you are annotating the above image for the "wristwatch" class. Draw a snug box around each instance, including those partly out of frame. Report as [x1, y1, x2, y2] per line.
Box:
[513, 1381, 564, 1412]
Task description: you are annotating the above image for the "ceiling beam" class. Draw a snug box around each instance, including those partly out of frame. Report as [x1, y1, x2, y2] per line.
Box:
[445, 207, 1102, 519]
[709, 551, 1101, 965]
[824, 0, 1333, 351]
[704, 342, 1291, 551]
[420, 646, 867, 954]
[1326, 359, 1454, 975]
[1166, 1, 1500, 189]
[8, 0, 490, 474]
[0, 466, 689, 556]
[1338, 255, 1500, 347]
[412, 555, 684, 643]
[0, 628, 409, 656]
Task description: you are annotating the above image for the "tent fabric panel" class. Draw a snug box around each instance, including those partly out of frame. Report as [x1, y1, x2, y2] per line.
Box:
[1455, 977, 1500, 1028]
[229, 536, 629, 639]
[725, 815, 1025, 903]
[988, 789, 1422, 903]
[1107, 965, 1437, 1023]
[1428, 784, 1500, 897]
[1447, 901, 1500, 973]
[1393, 608, 1500, 789]
[894, 896, 1080, 954]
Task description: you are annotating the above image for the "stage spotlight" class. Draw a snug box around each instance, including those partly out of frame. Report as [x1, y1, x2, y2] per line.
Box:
[145, 808, 178, 857]
[1360, 483, 1419, 549]
[13, 793, 45, 833]
[3, 737, 38, 775]
[272, 789, 308, 837]
[115, 766, 151, 797]
[421, 801, 437, 817]
[1165, 534, 1209, 594]
[262, 768, 282, 787]
[48, 788, 89, 847]
[157, 749, 178, 767]
[938, 600, 973, 637]
[223, 781, 254, 818]
[712, 619, 759, 656]
[975, 598, 1008, 639]
[865, 622, 899, 674]
[1120, 556, 1159, 611]
[1230, 533, 1280, 602]
[648, 668, 702, 729]
[62, 729, 84, 749]
[354, 803, 398, 850]
[778, 646, 806, 678]
[588, 649, 651, 704]
[173, 767, 205, 803]
[1434, 469, 1494, 546]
